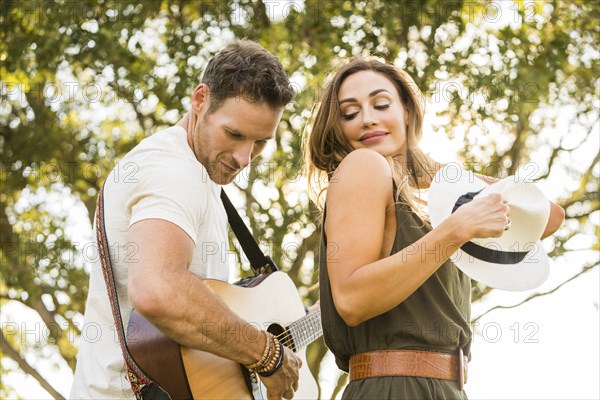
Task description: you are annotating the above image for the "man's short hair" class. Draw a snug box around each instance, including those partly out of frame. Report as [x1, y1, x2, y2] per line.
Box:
[202, 40, 295, 112]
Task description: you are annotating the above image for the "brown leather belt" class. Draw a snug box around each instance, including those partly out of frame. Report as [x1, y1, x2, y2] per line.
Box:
[349, 348, 468, 390]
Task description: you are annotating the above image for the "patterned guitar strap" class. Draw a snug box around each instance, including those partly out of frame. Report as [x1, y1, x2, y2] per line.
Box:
[95, 183, 171, 400]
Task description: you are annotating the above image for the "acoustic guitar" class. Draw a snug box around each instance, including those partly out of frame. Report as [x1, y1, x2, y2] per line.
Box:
[126, 271, 322, 399]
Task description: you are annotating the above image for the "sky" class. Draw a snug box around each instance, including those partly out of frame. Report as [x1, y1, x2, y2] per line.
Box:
[468, 266, 600, 400]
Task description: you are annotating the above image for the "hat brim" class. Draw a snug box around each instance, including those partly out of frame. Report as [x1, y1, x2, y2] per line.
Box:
[428, 164, 550, 291]
[449, 245, 549, 291]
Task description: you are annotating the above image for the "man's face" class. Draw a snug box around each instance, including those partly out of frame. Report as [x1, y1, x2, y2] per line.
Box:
[189, 93, 283, 185]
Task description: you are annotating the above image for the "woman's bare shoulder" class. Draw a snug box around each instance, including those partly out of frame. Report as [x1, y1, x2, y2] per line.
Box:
[327, 149, 393, 203]
[332, 149, 392, 181]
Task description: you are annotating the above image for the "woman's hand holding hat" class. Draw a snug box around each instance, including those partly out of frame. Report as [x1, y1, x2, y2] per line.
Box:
[428, 164, 552, 291]
[449, 192, 510, 241]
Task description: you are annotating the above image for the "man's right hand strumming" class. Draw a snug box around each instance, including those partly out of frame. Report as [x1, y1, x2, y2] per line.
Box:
[260, 347, 302, 400]
[245, 331, 301, 400]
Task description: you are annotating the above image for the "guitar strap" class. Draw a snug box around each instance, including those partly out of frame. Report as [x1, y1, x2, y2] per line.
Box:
[220, 189, 279, 277]
[96, 183, 171, 400]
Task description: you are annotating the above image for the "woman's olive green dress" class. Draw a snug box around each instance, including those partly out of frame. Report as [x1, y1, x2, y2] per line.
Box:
[320, 199, 472, 400]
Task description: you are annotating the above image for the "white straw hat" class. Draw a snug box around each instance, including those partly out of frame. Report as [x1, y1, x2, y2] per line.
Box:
[428, 164, 551, 291]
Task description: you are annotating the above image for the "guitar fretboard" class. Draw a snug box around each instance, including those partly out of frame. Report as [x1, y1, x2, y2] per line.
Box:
[285, 310, 322, 352]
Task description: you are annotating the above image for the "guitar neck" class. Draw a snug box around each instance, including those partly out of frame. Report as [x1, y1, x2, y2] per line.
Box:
[283, 310, 322, 352]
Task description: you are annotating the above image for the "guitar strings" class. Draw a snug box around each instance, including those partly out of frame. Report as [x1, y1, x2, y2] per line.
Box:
[274, 311, 322, 350]
[282, 313, 317, 346]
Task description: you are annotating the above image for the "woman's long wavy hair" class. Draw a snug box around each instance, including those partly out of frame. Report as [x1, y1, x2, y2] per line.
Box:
[304, 58, 439, 216]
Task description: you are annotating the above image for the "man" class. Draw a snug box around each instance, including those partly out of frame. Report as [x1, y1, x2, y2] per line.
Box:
[70, 40, 301, 399]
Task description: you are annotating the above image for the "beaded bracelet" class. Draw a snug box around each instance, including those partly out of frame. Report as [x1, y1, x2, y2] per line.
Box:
[245, 331, 272, 370]
[257, 337, 280, 373]
[257, 337, 285, 377]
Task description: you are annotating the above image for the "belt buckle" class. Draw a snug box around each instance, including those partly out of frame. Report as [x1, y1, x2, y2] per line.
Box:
[458, 347, 465, 391]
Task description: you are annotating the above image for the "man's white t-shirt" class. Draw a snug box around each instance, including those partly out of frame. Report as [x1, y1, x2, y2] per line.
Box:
[70, 126, 229, 399]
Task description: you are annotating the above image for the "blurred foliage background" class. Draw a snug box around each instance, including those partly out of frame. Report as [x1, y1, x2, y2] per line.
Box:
[1, 0, 598, 398]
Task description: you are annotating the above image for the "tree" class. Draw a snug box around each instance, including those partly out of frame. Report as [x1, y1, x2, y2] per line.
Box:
[1, 0, 597, 398]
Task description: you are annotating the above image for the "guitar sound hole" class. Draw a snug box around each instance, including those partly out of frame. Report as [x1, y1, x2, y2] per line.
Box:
[267, 323, 296, 352]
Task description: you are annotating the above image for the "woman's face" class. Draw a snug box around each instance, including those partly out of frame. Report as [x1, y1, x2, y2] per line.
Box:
[337, 70, 409, 160]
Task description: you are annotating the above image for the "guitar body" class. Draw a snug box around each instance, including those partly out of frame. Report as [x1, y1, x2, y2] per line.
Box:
[127, 272, 319, 400]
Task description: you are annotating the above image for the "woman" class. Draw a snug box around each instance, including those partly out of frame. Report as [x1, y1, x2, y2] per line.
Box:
[304, 59, 564, 399]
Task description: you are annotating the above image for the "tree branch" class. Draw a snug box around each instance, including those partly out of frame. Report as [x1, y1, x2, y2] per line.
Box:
[108, 81, 150, 131]
[473, 261, 600, 323]
[29, 297, 58, 330]
[1, 330, 66, 400]
[562, 190, 599, 212]
[254, 0, 272, 28]
[539, 116, 599, 180]
[536, 145, 561, 181]
[288, 229, 319, 278]
[471, 285, 494, 303]
[504, 112, 529, 171]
